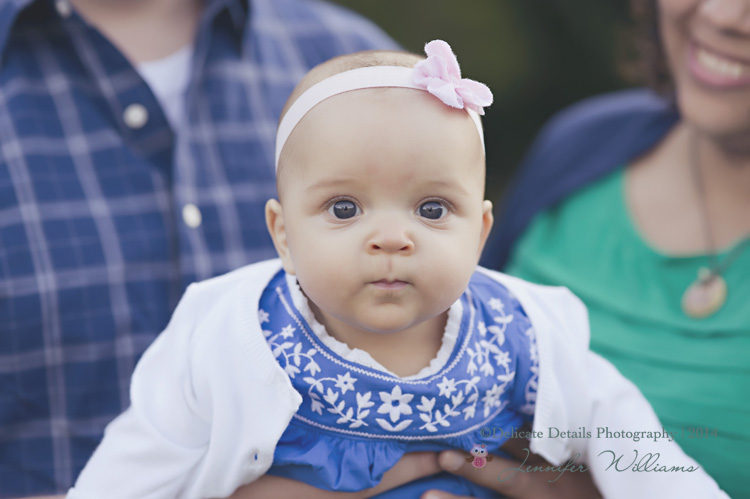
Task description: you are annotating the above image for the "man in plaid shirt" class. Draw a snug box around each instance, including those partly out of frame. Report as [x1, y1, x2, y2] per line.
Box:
[0, 0, 396, 495]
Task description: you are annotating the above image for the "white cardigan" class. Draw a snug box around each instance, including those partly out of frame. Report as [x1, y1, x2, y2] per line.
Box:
[67, 259, 728, 499]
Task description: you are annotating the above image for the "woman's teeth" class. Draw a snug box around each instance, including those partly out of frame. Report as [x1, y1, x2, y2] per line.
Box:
[696, 48, 746, 79]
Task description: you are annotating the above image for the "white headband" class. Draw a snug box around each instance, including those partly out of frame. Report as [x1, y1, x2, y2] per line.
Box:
[275, 66, 486, 169]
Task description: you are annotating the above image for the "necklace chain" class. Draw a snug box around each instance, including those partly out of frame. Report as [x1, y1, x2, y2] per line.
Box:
[688, 130, 750, 282]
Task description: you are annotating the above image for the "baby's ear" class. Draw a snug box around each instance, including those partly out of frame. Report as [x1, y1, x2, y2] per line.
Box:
[265, 199, 295, 275]
[476, 200, 494, 259]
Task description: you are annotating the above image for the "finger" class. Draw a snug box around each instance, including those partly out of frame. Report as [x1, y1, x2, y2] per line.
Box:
[437, 449, 602, 499]
[420, 490, 472, 499]
[362, 452, 441, 497]
[499, 433, 532, 460]
[227, 475, 385, 499]
[499, 438, 555, 469]
[496, 423, 538, 462]
[226, 475, 341, 499]
[435, 450, 534, 497]
[227, 452, 441, 499]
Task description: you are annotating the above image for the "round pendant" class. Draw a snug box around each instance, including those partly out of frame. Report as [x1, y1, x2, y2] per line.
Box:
[681, 268, 727, 319]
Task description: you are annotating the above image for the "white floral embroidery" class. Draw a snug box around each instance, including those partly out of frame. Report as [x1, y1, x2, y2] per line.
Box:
[436, 377, 457, 397]
[527, 327, 539, 366]
[520, 326, 540, 415]
[335, 372, 357, 394]
[489, 315, 512, 345]
[416, 396, 436, 413]
[258, 309, 270, 324]
[465, 297, 517, 419]
[376, 418, 413, 432]
[478, 321, 487, 337]
[488, 297, 504, 312]
[303, 372, 373, 428]
[280, 324, 296, 339]
[268, 323, 321, 378]
[418, 375, 481, 432]
[481, 383, 508, 417]
[377, 386, 413, 423]
[494, 350, 511, 371]
[267, 284, 538, 437]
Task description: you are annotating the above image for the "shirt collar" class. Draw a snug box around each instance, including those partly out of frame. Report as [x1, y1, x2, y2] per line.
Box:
[203, 0, 249, 40]
[0, 0, 36, 60]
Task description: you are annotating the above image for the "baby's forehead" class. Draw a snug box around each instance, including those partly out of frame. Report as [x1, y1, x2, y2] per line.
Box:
[277, 89, 485, 194]
[278, 163, 484, 201]
[277, 42, 492, 183]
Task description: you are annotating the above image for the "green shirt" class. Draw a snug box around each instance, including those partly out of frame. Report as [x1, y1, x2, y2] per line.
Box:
[506, 167, 750, 498]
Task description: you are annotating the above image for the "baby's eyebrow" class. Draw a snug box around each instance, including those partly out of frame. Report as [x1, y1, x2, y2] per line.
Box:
[305, 177, 471, 196]
[421, 179, 470, 195]
[305, 178, 358, 193]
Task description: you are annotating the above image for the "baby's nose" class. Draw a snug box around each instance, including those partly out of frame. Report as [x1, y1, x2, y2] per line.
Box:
[367, 219, 414, 254]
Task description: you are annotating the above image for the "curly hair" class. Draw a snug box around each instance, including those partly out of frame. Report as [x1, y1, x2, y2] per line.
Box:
[630, 0, 674, 95]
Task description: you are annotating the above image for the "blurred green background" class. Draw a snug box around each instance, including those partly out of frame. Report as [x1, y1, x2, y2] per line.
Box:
[331, 0, 636, 201]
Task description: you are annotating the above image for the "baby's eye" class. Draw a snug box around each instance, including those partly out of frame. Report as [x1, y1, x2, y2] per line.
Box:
[418, 201, 447, 220]
[329, 200, 360, 219]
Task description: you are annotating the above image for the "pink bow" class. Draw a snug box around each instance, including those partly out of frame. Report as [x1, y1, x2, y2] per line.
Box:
[412, 40, 493, 115]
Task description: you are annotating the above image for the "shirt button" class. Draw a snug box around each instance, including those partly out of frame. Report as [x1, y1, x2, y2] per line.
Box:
[182, 204, 202, 228]
[123, 103, 149, 129]
[55, 0, 72, 17]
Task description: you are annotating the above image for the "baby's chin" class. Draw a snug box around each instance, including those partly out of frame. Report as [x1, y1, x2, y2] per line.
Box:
[343, 308, 451, 336]
[336, 317, 419, 336]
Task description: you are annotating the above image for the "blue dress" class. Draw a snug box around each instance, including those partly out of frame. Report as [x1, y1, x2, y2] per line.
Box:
[260, 269, 538, 497]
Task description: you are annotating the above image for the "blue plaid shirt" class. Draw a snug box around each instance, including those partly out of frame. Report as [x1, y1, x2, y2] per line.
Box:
[0, 0, 396, 495]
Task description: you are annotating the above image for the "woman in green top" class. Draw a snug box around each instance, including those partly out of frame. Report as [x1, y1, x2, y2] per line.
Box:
[483, 0, 750, 497]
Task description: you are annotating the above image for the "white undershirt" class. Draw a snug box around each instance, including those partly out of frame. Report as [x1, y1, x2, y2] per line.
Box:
[135, 45, 193, 131]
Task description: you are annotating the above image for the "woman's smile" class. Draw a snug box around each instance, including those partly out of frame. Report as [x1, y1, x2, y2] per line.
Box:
[688, 41, 750, 88]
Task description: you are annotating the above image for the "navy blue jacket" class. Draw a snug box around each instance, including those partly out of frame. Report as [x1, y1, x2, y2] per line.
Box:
[480, 89, 680, 270]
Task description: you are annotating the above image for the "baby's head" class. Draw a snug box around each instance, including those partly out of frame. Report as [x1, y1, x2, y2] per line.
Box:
[266, 41, 494, 339]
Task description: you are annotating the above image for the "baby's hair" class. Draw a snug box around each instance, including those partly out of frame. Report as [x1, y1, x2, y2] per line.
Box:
[279, 50, 425, 124]
[276, 50, 425, 187]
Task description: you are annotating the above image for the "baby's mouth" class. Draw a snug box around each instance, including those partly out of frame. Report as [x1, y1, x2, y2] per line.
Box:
[370, 279, 409, 290]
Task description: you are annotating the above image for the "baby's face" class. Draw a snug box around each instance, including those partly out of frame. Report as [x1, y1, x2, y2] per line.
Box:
[269, 88, 493, 336]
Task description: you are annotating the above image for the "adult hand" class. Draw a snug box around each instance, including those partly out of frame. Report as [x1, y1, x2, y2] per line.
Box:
[421, 436, 602, 499]
[12, 454, 438, 499]
[226, 451, 441, 499]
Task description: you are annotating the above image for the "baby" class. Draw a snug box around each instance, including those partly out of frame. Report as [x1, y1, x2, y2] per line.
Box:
[67, 41, 727, 499]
